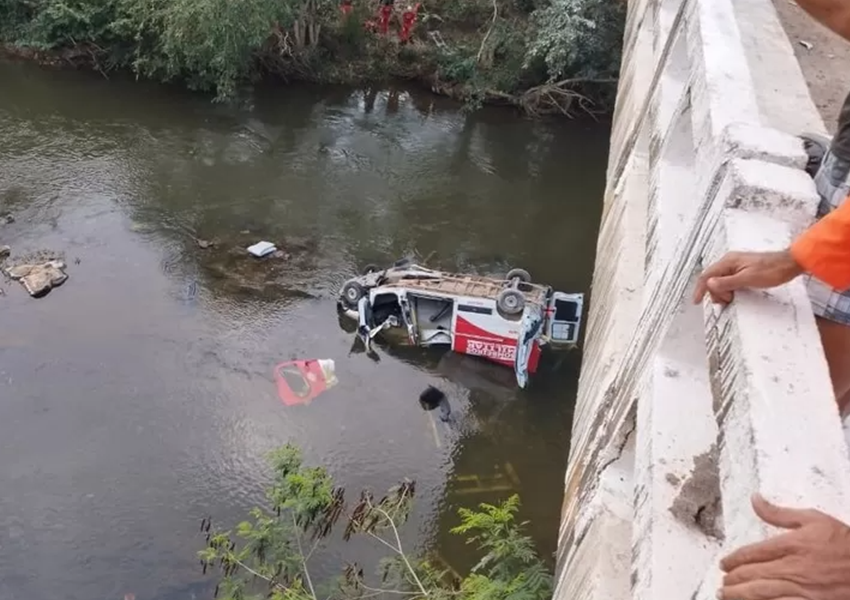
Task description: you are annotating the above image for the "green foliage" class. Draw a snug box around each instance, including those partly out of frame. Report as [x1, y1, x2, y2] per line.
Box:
[439, 0, 492, 26]
[0, 0, 622, 110]
[437, 47, 476, 83]
[266, 445, 335, 524]
[4, 0, 117, 48]
[0, 0, 30, 37]
[333, 5, 370, 56]
[1, 0, 332, 98]
[480, 22, 530, 93]
[525, 0, 625, 81]
[508, 0, 541, 17]
[198, 444, 552, 600]
[116, 0, 305, 99]
[453, 495, 552, 600]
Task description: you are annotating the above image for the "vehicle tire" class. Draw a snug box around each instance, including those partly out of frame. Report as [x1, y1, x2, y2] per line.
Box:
[342, 281, 366, 307]
[506, 268, 531, 283]
[496, 288, 525, 316]
[362, 264, 380, 275]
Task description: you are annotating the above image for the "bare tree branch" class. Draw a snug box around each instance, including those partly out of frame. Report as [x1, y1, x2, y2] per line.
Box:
[367, 502, 429, 598]
[232, 557, 286, 591]
[293, 513, 319, 600]
[476, 0, 498, 67]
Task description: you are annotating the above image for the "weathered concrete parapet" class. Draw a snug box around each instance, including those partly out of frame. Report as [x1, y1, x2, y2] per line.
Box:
[555, 0, 850, 599]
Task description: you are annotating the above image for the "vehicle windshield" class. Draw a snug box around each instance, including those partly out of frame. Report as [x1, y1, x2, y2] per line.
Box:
[277, 365, 311, 398]
[554, 299, 578, 321]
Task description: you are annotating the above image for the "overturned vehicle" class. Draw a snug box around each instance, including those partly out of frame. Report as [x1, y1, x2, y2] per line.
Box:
[337, 261, 584, 388]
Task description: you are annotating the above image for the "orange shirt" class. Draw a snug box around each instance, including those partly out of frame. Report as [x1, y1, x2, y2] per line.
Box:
[791, 198, 850, 290]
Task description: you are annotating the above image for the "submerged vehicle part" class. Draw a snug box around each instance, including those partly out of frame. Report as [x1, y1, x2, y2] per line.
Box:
[274, 359, 339, 406]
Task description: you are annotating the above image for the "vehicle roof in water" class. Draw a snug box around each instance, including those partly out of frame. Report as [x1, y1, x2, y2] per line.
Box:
[378, 271, 549, 304]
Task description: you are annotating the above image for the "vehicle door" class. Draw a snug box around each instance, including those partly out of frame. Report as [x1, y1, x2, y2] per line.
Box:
[514, 310, 543, 389]
[397, 291, 418, 346]
[274, 359, 339, 406]
[544, 292, 585, 345]
[356, 296, 371, 348]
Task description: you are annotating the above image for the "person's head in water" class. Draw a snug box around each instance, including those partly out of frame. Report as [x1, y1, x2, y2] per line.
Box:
[419, 386, 452, 422]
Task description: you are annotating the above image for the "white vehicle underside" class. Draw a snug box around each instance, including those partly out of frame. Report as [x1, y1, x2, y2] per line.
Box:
[337, 261, 584, 387]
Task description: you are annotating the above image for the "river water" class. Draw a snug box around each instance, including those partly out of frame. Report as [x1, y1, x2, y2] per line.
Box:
[0, 60, 608, 600]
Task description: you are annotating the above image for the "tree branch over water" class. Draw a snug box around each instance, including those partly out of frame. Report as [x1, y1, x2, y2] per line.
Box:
[197, 444, 554, 600]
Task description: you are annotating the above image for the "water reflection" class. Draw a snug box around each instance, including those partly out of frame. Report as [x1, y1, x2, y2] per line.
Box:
[0, 60, 606, 599]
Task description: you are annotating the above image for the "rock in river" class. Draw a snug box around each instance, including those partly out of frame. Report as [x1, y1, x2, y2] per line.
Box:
[0, 245, 10, 260]
[6, 260, 68, 297]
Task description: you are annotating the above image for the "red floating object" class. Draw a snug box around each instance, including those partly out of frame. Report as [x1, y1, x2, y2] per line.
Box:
[274, 359, 339, 406]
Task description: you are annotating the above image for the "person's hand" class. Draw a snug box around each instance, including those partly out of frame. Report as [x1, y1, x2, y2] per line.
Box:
[718, 494, 850, 600]
[692, 250, 803, 305]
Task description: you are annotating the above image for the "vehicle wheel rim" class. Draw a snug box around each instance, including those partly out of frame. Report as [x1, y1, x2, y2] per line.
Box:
[505, 296, 517, 309]
[346, 288, 358, 302]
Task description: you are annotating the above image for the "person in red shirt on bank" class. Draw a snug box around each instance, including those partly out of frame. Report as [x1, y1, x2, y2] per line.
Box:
[398, 3, 420, 43]
[378, 0, 394, 35]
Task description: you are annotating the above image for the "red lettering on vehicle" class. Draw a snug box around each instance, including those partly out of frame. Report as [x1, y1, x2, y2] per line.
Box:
[465, 339, 516, 362]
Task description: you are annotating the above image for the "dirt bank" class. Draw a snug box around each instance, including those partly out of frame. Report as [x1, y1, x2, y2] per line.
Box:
[773, 0, 850, 132]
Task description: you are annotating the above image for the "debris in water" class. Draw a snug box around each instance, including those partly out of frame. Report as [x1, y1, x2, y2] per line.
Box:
[2, 214, 13, 224]
[0, 245, 10, 260]
[196, 238, 214, 249]
[129, 221, 155, 233]
[274, 359, 339, 406]
[799, 39, 813, 50]
[419, 386, 451, 448]
[6, 260, 68, 297]
[247, 240, 276, 258]
[419, 385, 452, 422]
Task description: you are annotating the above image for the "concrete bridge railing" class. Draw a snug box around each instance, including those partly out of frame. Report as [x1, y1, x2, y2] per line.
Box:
[554, 0, 850, 598]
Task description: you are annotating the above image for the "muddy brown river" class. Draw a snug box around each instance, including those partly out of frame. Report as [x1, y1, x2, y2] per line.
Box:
[0, 60, 608, 600]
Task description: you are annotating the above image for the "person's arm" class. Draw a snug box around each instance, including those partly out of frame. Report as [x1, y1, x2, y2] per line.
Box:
[692, 199, 850, 304]
[791, 196, 850, 290]
[795, 0, 850, 41]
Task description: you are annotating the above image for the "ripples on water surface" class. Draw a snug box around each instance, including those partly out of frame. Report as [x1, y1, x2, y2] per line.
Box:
[0, 62, 609, 599]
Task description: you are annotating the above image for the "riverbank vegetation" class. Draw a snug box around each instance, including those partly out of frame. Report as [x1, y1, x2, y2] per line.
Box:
[198, 444, 553, 600]
[0, 0, 623, 114]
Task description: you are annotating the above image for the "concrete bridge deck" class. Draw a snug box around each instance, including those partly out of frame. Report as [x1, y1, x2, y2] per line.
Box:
[554, 1, 850, 598]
